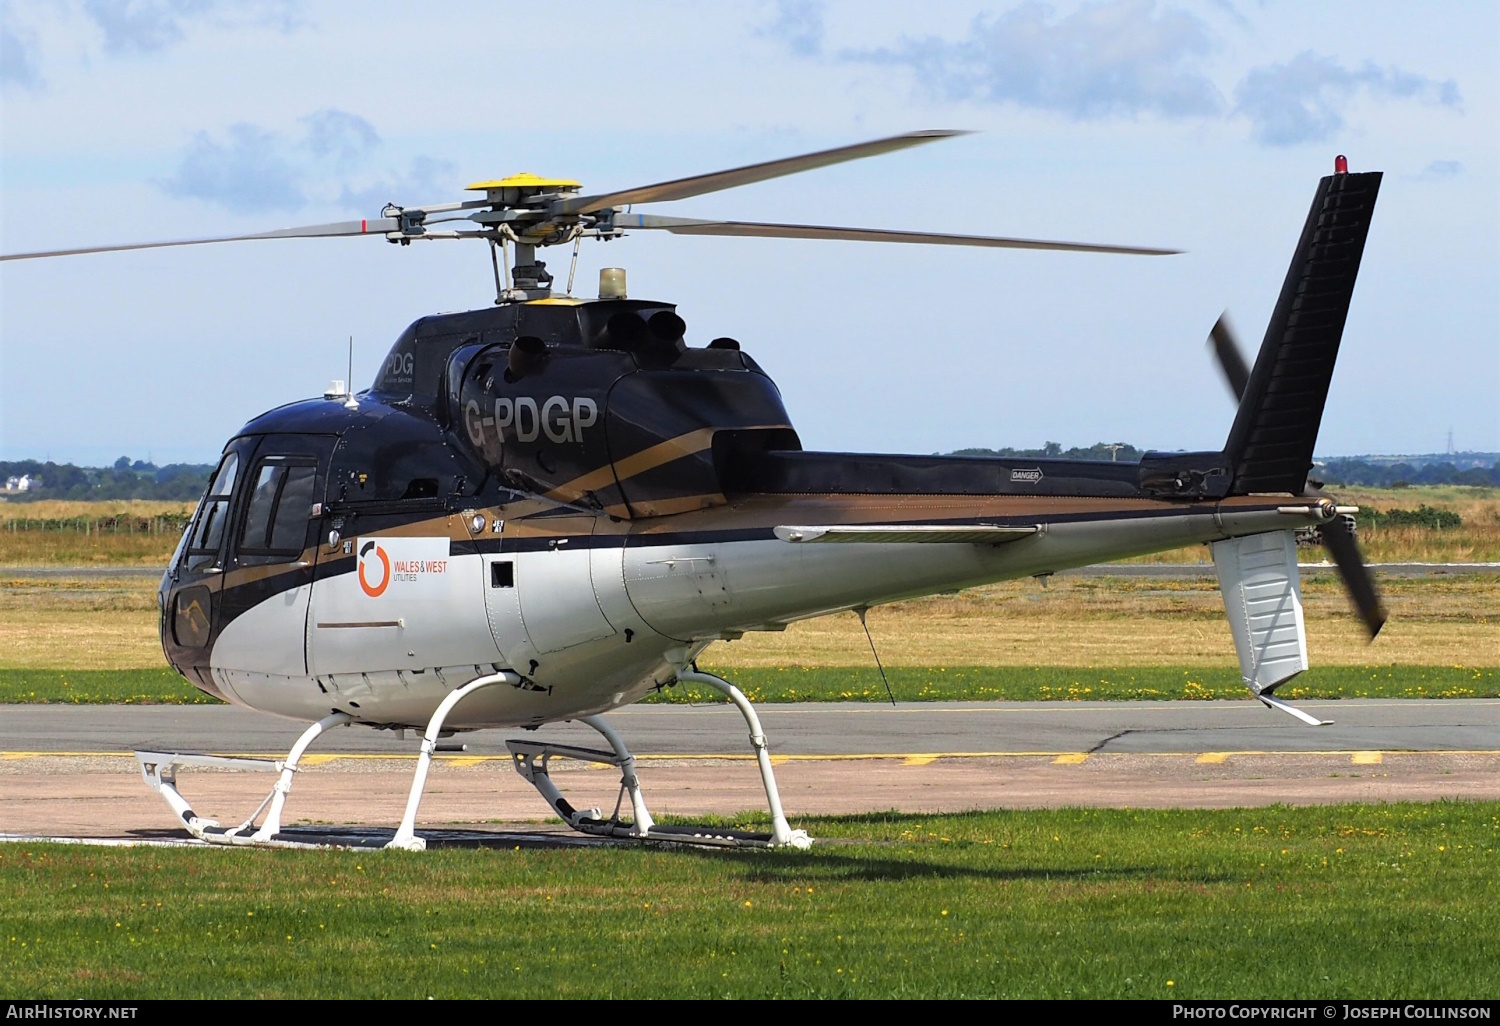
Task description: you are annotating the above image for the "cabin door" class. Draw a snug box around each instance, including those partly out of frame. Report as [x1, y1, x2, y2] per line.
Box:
[484, 514, 617, 662]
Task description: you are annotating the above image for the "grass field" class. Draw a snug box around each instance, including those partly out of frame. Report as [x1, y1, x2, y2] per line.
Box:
[1125, 486, 1500, 563]
[0, 568, 1493, 703]
[3, 664, 1496, 706]
[1, 803, 1495, 998]
[1, 487, 1495, 565]
[0, 500, 193, 566]
[2, 571, 1496, 673]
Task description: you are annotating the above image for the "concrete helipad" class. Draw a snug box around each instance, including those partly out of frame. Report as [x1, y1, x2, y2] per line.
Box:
[2, 700, 1497, 844]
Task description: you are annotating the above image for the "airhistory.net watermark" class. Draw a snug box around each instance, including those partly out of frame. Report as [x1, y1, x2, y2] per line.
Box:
[4, 1007, 138, 1020]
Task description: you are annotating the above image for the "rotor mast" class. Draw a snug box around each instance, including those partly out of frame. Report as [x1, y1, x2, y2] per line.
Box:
[461, 174, 597, 301]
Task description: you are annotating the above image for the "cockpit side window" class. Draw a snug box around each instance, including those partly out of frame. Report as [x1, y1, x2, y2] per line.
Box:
[237, 457, 317, 564]
[241, 463, 283, 549]
[185, 453, 239, 571]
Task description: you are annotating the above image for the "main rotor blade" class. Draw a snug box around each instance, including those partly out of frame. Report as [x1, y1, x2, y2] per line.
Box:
[553, 130, 969, 217]
[1208, 313, 1251, 400]
[0, 218, 400, 262]
[1319, 516, 1388, 639]
[617, 214, 1179, 255]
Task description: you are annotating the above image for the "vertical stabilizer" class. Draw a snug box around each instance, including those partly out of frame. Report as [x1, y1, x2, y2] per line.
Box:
[1223, 169, 1382, 494]
[1213, 530, 1308, 694]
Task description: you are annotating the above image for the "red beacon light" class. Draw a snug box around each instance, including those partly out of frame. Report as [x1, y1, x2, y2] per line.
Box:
[1334, 154, 1348, 174]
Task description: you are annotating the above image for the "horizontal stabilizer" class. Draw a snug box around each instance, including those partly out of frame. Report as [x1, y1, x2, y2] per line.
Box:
[774, 524, 1038, 545]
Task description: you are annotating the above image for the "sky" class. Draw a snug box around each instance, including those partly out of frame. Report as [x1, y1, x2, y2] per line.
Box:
[1, 0, 1495, 466]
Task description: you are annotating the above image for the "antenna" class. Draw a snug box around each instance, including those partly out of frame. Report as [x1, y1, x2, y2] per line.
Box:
[855, 606, 896, 706]
[343, 336, 358, 410]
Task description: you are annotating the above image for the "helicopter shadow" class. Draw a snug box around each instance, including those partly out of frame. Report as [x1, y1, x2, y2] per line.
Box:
[122, 820, 1217, 886]
[678, 845, 1179, 886]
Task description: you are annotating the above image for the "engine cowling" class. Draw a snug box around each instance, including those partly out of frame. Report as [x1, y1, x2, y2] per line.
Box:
[445, 310, 799, 518]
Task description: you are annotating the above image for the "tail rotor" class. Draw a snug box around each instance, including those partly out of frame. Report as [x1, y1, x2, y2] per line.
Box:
[1207, 314, 1387, 638]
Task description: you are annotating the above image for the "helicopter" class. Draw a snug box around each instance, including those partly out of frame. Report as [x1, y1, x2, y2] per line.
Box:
[1, 131, 1386, 851]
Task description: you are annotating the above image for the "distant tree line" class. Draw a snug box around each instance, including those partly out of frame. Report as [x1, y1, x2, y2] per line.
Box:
[943, 444, 1498, 487]
[4, 449, 1495, 503]
[0, 458, 215, 502]
[1360, 505, 1463, 529]
[947, 442, 1145, 462]
[1317, 459, 1499, 489]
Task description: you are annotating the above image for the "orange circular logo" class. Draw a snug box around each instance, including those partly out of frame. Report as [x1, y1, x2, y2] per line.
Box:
[358, 541, 390, 597]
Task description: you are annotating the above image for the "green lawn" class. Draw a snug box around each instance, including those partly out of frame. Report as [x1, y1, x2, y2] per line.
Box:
[676, 664, 1500, 703]
[0, 668, 218, 705]
[1, 803, 1496, 998]
[1, 665, 1494, 707]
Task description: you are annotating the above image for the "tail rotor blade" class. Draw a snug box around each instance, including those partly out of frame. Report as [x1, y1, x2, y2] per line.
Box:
[1319, 515, 1387, 639]
[1208, 313, 1251, 401]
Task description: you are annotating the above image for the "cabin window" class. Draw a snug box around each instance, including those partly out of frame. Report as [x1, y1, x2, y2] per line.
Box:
[172, 586, 212, 647]
[491, 560, 514, 588]
[237, 458, 317, 563]
[185, 453, 239, 571]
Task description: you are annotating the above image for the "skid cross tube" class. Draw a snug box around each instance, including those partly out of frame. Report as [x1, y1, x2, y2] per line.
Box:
[387, 671, 519, 851]
[244, 712, 352, 841]
[675, 669, 810, 849]
[581, 714, 655, 836]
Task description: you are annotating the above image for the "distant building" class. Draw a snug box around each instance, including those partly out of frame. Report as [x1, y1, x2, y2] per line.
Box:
[4, 475, 35, 492]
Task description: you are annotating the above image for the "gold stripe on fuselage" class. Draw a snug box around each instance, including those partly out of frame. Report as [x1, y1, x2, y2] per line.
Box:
[213, 488, 1292, 593]
[542, 427, 716, 505]
[623, 491, 1276, 536]
[541, 424, 790, 506]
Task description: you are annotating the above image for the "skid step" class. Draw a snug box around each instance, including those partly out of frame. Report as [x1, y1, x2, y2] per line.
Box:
[506, 740, 623, 766]
[136, 750, 281, 775]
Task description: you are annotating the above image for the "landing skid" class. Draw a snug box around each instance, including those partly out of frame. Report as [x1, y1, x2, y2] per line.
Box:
[133, 669, 812, 851]
[136, 711, 352, 846]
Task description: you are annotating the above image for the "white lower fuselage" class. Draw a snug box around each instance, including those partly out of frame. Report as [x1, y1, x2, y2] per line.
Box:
[203, 498, 1292, 731]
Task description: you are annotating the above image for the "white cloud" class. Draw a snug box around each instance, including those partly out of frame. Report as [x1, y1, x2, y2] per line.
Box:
[161, 123, 308, 212]
[78, 0, 302, 54]
[0, 19, 43, 89]
[1233, 51, 1462, 147]
[159, 109, 451, 215]
[1419, 159, 1462, 181]
[80, 0, 211, 56]
[844, 0, 1223, 120]
[759, 0, 825, 57]
[338, 156, 459, 213]
[301, 109, 381, 167]
[0, 0, 303, 88]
